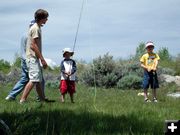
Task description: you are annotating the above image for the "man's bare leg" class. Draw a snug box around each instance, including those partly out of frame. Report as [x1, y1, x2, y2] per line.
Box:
[20, 81, 34, 101]
[36, 82, 45, 100]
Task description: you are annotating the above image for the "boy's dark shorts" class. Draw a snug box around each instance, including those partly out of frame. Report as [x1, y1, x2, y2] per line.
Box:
[142, 70, 159, 90]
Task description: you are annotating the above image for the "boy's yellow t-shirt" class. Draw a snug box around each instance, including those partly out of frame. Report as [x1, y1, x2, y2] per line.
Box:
[140, 53, 160, 69]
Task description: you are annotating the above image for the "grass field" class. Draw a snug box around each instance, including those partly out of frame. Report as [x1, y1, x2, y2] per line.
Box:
[0, 84, 179, 135]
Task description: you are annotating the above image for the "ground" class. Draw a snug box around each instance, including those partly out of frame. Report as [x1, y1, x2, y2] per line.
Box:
[0, 84, 179, 135]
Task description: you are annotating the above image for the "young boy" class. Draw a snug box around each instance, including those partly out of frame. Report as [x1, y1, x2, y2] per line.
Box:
[20, 9, 49, 103]
[140, 41, 160, 102]
[60, 48, 77, 103]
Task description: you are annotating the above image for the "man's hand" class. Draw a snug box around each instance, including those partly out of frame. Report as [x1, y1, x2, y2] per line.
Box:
[41, 59, 48, 69]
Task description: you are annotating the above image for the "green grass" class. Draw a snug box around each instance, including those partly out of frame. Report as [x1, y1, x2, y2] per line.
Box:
[0, 84, 180, 135]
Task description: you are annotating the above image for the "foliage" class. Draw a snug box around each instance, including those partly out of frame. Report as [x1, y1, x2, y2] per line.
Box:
[46, 80, 60, 89]
[80, 53, 144, 89]
[12, 53, 21, 68]
[134, 42, 146, 60]
[117, 74, 142, 89]
[0, 43, 179, 89]
[158, 47, 171, 61]
[0, 59, 11, 74]
[158, 67, 176, 76]
[80, 53, 119, 88]
[174, 54, 180, 75]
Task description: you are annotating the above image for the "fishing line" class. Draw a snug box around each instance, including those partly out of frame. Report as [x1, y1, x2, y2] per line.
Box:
[82, 0, 99, 112]
[72, 0, 99, 112]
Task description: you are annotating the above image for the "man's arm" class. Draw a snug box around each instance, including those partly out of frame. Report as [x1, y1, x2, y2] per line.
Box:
[30, 38, 47, 69]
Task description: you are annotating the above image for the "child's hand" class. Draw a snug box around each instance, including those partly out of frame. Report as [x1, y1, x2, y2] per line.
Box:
[152, 67, 157, 71]
[65, 72, 71, 77]
[147, 67, 152, 72]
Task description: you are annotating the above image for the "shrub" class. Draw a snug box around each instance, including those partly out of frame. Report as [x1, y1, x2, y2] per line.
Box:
[46, 80, 60, 89]
[117, 74, 142, 89]
[158, 67, 175, 76]
[174, 54, 180, 75]
[12, 53, 21, 68]
[0, 59, 11, 74]
[80, 53, 118, 88]
[80, 53, 144, 89]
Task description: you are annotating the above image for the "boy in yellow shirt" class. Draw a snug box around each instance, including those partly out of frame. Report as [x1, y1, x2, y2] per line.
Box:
[140, 41, 160, 102]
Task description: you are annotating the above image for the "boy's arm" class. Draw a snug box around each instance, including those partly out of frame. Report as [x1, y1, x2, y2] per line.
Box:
[71, 60, 76, 75]
[60, 61, 69, 76]
[151, 59, 159, 71]
[60, 61, 65, 73]
[140, 62, 148, 70]
[140, 55, 147, 70]
[31, 38, 47, 69]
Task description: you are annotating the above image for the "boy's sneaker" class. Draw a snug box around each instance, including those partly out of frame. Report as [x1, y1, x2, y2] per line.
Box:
[153, 98, 158, 103]
[19, 99, 26, 104]
[5, 96, 15, 101]
[144, 98, 151, 102]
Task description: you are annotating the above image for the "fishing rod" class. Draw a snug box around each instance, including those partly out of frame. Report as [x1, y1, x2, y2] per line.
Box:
[72, 0, 85, 52]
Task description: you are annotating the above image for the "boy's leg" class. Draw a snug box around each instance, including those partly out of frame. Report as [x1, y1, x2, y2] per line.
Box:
[6, 59, 29, 100]
[20, 81, 34, 102]
[70, 94, 74, 103]
[152, 89, 157, 99]
[144, 90, 151, 102]
[36, 82, 45, 100]
[36, 71, 45, 101]
[152, 71, 158, 102]
[41, 76, 45, 98]
[61, 94, 65, 103]
[144, 89, 148, 100]
[143, 71, 151, 102]
[60, 80, 67, 102]
[152, 89, 158, 102]
[69, 81, 75, 103]
[20, 57, 43, 103]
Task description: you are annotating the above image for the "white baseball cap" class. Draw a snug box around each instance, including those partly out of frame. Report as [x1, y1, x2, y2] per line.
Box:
[146, 41, 154, 48]
[62, 48, 74, 56]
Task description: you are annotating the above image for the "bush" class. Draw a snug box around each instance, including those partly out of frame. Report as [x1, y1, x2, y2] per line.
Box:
[46, 80, 60, 89]
[117, 74, 142, 89]
[80, 53, 118, 88]
[80, 53, 144, 89]
[174, 54, 180, 75]
[12, 53, 21, 68]
[101, 73, 118, 88]
[79, 67, 95, 86]
[158, 67, 175, 76]
[0, 59, 11, 74]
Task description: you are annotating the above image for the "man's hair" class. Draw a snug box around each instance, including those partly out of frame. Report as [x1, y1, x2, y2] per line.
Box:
[34, 9, 49, 22]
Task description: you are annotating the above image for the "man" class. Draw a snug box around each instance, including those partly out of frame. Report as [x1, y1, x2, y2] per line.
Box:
[5, 20, 45, 101]
[20, 9, 49, 103]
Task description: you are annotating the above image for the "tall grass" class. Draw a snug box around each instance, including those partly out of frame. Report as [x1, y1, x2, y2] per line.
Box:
[0, 84, 179, 135]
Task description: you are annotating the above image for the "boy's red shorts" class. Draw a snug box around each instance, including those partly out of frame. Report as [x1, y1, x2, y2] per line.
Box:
[60, 80, 76, 95]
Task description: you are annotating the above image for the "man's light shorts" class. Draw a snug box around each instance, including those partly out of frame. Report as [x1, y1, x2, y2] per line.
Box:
[26, 57, 42, 82]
